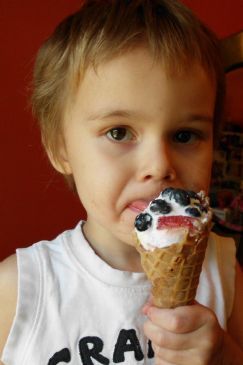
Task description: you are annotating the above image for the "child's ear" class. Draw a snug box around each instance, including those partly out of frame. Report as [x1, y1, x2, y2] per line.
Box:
[46, 139, 72, 176]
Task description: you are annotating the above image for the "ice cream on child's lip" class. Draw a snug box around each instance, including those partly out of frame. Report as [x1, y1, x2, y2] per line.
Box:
[134, 187, 212, 251]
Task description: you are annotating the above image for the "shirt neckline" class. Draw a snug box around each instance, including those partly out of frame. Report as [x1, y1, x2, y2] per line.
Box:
[64, 221, 150, 289]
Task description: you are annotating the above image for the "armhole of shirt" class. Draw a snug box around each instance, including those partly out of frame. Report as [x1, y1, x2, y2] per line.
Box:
[1, 245, 43, 365]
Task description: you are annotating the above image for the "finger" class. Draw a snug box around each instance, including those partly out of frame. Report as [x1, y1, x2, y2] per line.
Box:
[153, 344, 192, 365]
[144, 320, 190, 351]
[147, 304, 210, 334]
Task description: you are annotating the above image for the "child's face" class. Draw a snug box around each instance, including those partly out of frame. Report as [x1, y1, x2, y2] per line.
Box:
[58, 47, 215, 251]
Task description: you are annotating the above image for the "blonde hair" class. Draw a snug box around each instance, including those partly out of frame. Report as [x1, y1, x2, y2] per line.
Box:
[32, 0, 225, 188]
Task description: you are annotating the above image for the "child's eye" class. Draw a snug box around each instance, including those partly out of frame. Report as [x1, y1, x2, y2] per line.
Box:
[106, 127, 133, 142]
[173, 130, 199, 144]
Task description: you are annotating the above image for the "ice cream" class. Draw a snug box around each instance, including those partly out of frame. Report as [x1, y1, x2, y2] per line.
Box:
[134, 187, 212, 308]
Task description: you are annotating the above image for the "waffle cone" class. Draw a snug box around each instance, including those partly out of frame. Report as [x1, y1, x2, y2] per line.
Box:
[135, 230, 209, 308]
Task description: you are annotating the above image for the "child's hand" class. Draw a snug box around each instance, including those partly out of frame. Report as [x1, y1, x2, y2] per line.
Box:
[143, 302, 223, 365]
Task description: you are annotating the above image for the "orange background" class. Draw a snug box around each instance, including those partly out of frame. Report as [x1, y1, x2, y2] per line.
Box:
[0, 0, 243, 260]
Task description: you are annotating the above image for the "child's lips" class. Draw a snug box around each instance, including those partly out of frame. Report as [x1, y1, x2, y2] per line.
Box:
[129, 200, 149, 213]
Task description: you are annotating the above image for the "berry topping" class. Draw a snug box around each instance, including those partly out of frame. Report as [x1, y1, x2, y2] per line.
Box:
[187, 190, 199, 200]
[161, 187, 175, 198]
[161, 187, 192, 206]
[172, 189, 190, 206]
[185, 207, 201, 217]
[150, 199, 172, 214]
[157, 216, 196, 229]
[135, 213, 152, 231]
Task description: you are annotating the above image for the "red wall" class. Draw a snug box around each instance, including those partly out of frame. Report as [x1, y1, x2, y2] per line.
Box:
[1, 1, 243, 260]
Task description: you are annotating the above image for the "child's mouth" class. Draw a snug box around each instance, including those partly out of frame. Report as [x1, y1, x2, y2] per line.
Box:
[129, 200, 149, 213]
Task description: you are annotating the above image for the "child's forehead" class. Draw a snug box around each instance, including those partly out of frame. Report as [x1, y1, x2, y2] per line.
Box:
[74, 46, 215, 97]
[65, 47, 215, 126]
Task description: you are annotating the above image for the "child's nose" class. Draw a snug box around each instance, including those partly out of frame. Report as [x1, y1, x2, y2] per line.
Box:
[136, 140, 176, 183]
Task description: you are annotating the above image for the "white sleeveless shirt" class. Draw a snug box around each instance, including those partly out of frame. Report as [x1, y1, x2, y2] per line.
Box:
[2, 221, 236, 365]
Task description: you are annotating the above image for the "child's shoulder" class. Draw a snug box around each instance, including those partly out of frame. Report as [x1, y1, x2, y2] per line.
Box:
[0, 254, 18, 291]
[0, 254, 18, 360]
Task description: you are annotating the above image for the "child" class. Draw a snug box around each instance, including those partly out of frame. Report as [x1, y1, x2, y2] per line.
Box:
[1, 0, 243, 364]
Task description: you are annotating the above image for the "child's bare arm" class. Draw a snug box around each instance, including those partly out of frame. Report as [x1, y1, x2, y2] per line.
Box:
[225, 262, 243, 355]
[0, 254, 18, 362]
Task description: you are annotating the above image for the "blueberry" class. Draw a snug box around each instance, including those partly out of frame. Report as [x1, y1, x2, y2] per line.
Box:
[187, 190, 199, 200]
[135, 213, 152, 231]
[185, 207, 201, 217]
[150, 199, 172, 214]
[172, 189, 190, 206]
[161, 187, 175, 198]
[162, 188, 191, 206]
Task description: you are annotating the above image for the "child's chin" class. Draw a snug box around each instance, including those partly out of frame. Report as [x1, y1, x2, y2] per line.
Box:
[122, 206, 141, 225]
[115, 225, 136, 246]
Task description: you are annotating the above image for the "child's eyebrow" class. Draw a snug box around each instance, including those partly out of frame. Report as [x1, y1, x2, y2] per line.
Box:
[86, 109, 213, 123]
[86, 109, 141, 122]
[186, 114, 214, 124]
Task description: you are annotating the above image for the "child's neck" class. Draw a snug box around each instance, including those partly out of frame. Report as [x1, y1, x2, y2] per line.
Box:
[82, 222, 143, 272]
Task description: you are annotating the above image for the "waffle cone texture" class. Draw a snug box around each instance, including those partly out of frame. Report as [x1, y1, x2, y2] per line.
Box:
[135, 230, 209, 308]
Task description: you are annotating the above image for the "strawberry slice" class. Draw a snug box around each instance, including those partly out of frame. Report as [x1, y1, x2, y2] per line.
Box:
[157, 216, 196, 229]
